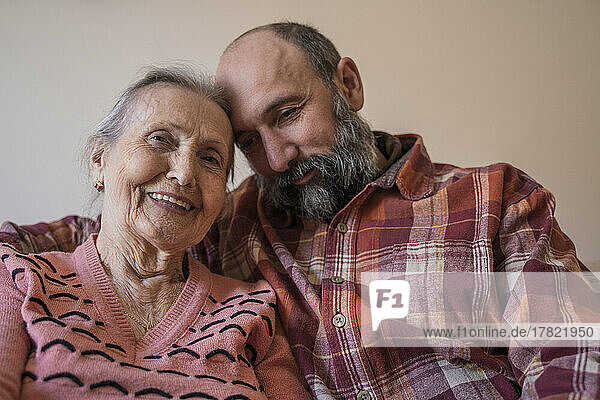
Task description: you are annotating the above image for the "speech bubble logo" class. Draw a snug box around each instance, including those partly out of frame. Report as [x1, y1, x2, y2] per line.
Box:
[369, 279, 410, 331]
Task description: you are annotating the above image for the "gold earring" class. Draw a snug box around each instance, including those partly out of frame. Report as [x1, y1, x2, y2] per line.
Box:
[94, 181, 104, 192]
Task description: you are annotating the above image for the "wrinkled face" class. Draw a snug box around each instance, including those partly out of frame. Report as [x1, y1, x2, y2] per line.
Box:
[216, 31, 337, 181]
[217, 32, 380, 220]
[94, 84, 232, 251]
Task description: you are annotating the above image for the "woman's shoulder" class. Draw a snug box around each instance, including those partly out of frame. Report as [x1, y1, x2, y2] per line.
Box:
[0, 242, 80, 292]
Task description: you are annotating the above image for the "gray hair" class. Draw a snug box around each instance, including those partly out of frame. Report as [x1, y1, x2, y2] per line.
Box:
[227, 22, 342, 89]
[86, 65, 233, 177]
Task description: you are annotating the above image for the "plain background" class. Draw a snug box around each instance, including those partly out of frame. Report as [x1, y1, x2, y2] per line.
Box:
[1, 1, 598, 268]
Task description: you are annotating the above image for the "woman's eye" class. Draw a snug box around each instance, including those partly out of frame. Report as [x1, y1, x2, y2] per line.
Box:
[200, 150, 223, 167]
[149, 131, 172, 144]
[202, 155, 219, 164]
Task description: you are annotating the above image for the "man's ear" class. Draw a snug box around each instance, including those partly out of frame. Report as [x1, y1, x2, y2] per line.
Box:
[90, 140, 107, 186]
[334, 57, 364, 111]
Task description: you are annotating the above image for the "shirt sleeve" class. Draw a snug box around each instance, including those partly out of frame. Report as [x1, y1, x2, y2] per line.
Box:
[496, 187, 600, 398]
[0, 215, 98, 253]
[0, 255, 30, 399]
[254, 316, 312, 399]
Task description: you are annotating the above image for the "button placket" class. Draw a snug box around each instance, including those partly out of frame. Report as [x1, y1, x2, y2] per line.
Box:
[336, 222, 348, 234]
[332, 313, 346, 328]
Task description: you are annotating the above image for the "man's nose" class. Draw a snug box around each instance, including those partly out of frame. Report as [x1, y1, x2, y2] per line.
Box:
[166, 152, 197, 187]
[261, 129, 298, 173]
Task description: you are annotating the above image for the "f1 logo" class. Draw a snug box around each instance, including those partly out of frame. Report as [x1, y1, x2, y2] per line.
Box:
[369, 280, 410, 331]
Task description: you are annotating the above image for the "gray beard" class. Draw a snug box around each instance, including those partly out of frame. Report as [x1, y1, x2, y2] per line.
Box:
[256, 89, 381, 221]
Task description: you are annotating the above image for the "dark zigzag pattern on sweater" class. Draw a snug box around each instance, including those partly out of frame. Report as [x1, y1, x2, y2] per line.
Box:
[245, 342, 257, 365]
[10, 261, 276, 398]
[49, 292, 79, 300]
[89, 380, 128, 394]
[33, 337, 256, 397]
[247, 289, 271, 296]
[41, 339, 75, 352]
[11, 267, 24, 284]
[1, 243, 25, 253]
[105, 342, 127, 354]
[21, 371, 37, 382]
[43, 372, 83, 386]
[205, 348, 236, 362]
[30, 297, 52, 316]
[180, 392, 217, 399]
[237, 354, 251, 367]
[199, 318, 226, 332]
[58, 310, 91, 321]
[15, 254, 41, 269]
[230, 310, 257, 319]
[186, 333, 214, 346]
[30, 268, 46, 294]
[71, 327, 101, 343]
[134, 387, 172, 398]
[34, 254, 57, 272]
[219, 323, 246, 336]
[194, 374, 226, 383]
[210, 304, 235, 316]
[238, 299, 264, 306]
[167, 348, 201, 359]
[44, 273, 67, 286]
[120, 362, 151, 371]
[224, 395, 252, 400]
[221, 294, 243, 304]
[81, 349, 115, 362]
[261, 315, 273, 337]
[232, 380, 257, 391]
[157, 369, 189, 377]
[32, 316, 66, 327]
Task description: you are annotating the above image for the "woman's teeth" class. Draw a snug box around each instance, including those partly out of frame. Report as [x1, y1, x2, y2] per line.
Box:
[148, 193, 192, 211]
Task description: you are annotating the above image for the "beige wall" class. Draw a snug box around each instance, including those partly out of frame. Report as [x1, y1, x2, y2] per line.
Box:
[1, 1, 598, 267]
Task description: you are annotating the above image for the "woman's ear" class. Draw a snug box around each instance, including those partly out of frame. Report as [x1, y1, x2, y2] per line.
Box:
[90, 140, 107, 186]
[333, 57, 364, 111]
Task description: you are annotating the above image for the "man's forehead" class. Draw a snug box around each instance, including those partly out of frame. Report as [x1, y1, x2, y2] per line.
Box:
[218, 31, 312, 87]
[217, 32, 316, 125]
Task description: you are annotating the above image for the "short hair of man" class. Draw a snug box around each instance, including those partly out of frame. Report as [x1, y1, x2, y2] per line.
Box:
[227, 22, 342, 89]
[86, 65, 233, 177]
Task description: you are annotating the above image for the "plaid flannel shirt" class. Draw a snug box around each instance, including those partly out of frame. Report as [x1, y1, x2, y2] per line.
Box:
[2, 133, 598, 399]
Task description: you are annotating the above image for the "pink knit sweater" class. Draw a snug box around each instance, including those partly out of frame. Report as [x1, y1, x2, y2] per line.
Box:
[0, 236, 310, 399]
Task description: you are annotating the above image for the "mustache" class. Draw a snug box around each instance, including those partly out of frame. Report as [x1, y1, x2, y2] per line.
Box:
[273, 153, 336, 186]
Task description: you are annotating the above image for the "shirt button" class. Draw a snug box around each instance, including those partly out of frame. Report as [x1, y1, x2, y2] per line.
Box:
[357, 390, 372, 400]
[337, 222, 348, 234]
[332, 313, 346, 328]
[330, 276, 345, 284]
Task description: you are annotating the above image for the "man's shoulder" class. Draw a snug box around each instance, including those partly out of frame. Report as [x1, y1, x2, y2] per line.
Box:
[431, 161, 543, 206]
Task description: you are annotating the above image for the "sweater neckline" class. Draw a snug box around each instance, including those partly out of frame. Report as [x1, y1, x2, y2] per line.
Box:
[73, 234, 213, 356]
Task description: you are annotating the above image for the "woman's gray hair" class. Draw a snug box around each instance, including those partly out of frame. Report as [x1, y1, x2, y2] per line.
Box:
[85, 65, 233, 177]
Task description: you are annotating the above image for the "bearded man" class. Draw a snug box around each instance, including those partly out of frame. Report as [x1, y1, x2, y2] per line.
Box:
[2, 22, 598, 399]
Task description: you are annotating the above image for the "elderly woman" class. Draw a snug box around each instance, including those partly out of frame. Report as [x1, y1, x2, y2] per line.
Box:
[0, 67, 310, 399]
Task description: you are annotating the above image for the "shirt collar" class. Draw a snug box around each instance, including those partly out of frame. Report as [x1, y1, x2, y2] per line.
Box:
[373, 132, 434, 200]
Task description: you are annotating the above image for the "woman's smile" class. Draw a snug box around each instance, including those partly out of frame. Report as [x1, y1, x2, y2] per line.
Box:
[147, 191, 195, 213]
